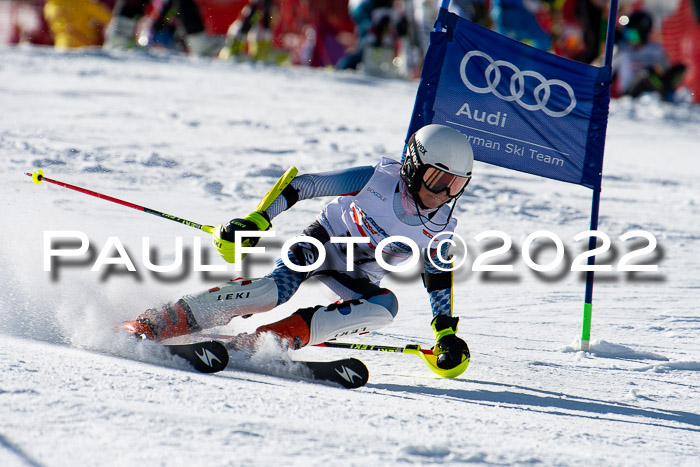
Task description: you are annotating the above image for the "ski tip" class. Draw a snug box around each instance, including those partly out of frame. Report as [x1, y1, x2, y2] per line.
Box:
[342, 357, 369, 389]
[315, 357, 369, 389]
[166, 341, 229, 374]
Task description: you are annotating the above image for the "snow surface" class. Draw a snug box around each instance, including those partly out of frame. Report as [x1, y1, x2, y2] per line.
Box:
[1, 45, 699, 466]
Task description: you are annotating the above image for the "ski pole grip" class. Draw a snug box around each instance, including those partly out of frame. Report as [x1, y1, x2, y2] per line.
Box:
[27, 170, 45, 184]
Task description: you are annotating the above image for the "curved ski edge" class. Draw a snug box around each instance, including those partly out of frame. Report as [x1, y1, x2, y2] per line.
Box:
[300, 357, 369, 389]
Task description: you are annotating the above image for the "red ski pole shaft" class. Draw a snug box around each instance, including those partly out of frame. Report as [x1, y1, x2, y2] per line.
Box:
[26, 170, 215, 234]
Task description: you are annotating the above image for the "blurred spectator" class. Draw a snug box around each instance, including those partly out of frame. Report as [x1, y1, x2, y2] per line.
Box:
[44, 0, 112, 48]
[662, 0, 700, 104]
[490, 0, 552, 51]
[574, 0, 604, 63]
[104, 0, 144, 49]
[1, 0, 54, 45]
[336, 0, 407, 72]
[454, 0, 490, 27]
[195, 0, 247, 37]
[217, 0, 354, 67]
[218, 0, 280, 61]
[567, 0, 604, 63]
[407, 0, 489, 72]
[337, 0, 385, 70]
[550, 0, 585, 60]
[549, 0, 604, 63]
[276, 0, 356, 67]
[104, 0, 223, 55]
[613, 9, 686, 101]
[299, 0, 357, 67]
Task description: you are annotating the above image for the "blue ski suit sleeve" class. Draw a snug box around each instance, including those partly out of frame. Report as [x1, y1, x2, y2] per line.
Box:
[264, 166, 375, 220]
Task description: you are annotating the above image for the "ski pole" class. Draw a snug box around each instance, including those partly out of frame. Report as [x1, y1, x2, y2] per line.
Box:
[316, 341, 432, 354]
[26, 166, 299, 234]
[315, 341, 469, 379]
[26, 169, 216, 234]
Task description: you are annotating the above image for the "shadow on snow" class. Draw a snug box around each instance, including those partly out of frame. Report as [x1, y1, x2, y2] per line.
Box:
[369, 379, 700, 433]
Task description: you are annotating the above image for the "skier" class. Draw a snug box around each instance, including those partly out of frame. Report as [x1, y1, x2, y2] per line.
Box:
[122, 124, 472, 370]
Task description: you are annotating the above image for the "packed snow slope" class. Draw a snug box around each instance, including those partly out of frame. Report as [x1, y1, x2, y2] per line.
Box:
[0, 46, 699, 466]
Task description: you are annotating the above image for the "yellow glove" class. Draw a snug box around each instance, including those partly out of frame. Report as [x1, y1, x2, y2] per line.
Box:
[212, 212, 271, 263]
[431, 315, 470, 370]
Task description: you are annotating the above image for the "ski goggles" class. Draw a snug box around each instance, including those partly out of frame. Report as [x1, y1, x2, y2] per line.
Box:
[421, 166, 471, 197]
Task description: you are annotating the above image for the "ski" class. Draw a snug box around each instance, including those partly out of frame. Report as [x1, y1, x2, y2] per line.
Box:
[144, 332, 370, 387]
[164, 341, 229, 374]
[292, 357, 369, 389]
[164, 340, 369, 388]
[187, 333, 370, 388]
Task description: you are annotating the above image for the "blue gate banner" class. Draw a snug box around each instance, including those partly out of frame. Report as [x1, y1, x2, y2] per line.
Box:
[406, 11, 611, 190]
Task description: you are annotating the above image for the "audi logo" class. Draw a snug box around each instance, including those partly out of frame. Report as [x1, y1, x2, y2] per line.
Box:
[459, 51, 577, 118]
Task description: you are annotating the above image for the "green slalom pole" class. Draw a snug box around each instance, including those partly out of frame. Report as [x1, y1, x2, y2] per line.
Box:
[578, 0, 619, 352]
[581, 302, 593, 351]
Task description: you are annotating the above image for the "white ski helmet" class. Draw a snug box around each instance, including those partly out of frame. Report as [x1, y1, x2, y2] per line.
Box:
[401, 124, 474, 198]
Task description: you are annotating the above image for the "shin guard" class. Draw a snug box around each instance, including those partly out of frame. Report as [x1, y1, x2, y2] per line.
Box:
[302, 299, 395, 345]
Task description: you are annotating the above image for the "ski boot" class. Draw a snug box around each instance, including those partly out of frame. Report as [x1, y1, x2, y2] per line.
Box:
[228, 312, 311, 352]
[121, 300, 200, 341]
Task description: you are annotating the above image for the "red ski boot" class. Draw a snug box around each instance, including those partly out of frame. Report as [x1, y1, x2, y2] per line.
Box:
[229, 312, 311, 351]
[121, 300, 200, 341]
[256, 313, 311, 350]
